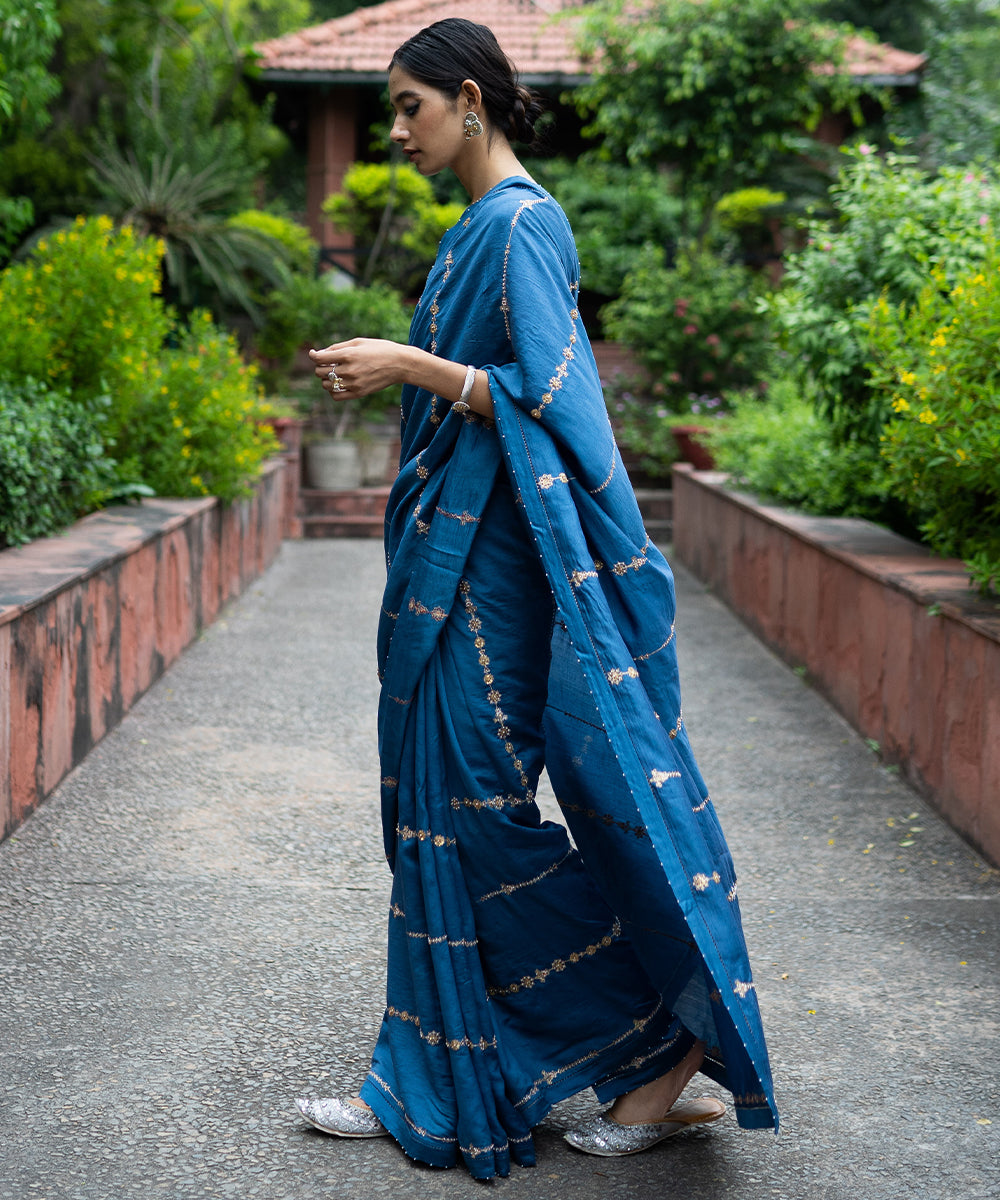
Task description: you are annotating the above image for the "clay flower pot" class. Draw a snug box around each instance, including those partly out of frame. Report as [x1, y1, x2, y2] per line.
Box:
[671, 424, 716, 470]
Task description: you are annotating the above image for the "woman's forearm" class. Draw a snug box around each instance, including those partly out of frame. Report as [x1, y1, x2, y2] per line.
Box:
[400, 346, 494, 419]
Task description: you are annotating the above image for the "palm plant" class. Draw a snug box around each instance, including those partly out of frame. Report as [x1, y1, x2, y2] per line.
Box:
[91, 138, 291, 323]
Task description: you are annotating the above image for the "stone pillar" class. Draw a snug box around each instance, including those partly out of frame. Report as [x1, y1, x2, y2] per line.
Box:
[307, 87, 358, 267]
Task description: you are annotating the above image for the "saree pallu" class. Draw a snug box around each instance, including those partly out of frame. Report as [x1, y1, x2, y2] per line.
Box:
[359, 178, 777, 1179]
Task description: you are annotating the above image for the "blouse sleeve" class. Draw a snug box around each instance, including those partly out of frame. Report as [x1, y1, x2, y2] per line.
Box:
[483, 197, 616, 492]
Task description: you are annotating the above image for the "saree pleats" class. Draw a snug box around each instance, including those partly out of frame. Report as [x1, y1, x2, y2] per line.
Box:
[364, 177, 777, 1179]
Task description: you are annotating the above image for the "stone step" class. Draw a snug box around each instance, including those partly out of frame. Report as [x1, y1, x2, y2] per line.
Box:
[302, 514, 386, 539]
[300, 486, 392, 518]
[298, 485, 673, 540]
[633, 488, 673, 523]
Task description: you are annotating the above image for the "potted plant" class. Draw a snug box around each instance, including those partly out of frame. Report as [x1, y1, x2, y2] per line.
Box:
[669, 396, 727, 470]
[258, 274, 413, 490]
[304, 385, 400, 489]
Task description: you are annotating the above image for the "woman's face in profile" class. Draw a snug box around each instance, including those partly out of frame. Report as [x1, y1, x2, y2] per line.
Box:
[388, 66, 471, 177]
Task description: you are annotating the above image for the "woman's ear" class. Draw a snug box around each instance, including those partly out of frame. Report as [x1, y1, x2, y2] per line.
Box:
[460, 79, 483, 113]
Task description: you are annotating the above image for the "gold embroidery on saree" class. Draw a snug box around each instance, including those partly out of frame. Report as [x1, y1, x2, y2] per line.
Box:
[650, 769, 681, 787]
[408, 597, 448, 621]
[514, 1000, 665, 1108]
[498, 197, 580, 421]
[635, 624, 676, 661]
[606, 666, 640, 685]
[488, 919, 622, 996]
[388, 1005, 496, 1053]
[435, 507, 480, 525]
[538, 472, 569, 490]
[397, 825, 457, 848]
[368, 1071, 456, 1144]
[733, 980, 756, 999]
[476, 846, 574, 903]
[451, 791, 535, 813]
[611, 552, 650, 577]
[600, 1026, 685, 1084]
[501, 198, 548, 343]
[557, 799, 648, 840]
[460, 579, 530, 788]
[570, 569, 598, 587]
[590, 453, 616, 495]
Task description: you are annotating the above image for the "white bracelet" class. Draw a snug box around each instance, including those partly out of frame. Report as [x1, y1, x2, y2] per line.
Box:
[453, 364, 476, 414]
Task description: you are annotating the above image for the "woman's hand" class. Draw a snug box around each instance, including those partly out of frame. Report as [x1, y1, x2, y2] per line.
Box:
[310, 341, 494, 420]
[310, 339, 408, 400]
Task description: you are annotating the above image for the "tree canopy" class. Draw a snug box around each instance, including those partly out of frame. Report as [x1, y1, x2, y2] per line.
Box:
[573, 0, 866, 206]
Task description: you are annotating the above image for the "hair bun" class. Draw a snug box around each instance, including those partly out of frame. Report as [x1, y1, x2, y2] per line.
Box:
[510, 83, 544, 145]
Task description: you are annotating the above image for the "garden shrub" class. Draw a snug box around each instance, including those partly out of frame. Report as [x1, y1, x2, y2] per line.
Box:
[323, 162, 463, 294]
[868, 251, 1000, 594]
[258, 274, 412, 416]
[226, 210, 317, 275]
[120, 311, 279, 502]
[0, 215, 170, 442]
[0, 215, 283, 512]
[0, 376, 116, 548]
[531, 159, 685, 299]
[707, 378, 892, 520]
[601, 243, 773, 407]
[770, 147, 1000, 440]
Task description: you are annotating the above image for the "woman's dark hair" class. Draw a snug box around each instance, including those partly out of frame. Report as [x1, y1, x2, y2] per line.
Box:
[390, 18, 544, 146]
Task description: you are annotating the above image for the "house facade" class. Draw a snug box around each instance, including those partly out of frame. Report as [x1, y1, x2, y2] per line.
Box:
[254, 0, 926, 265]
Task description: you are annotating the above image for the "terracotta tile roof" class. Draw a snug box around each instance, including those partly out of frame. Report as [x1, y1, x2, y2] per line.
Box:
[254, 0, 591, 84]
[842, 34, 926, 83]
[254, 0, 926, 85]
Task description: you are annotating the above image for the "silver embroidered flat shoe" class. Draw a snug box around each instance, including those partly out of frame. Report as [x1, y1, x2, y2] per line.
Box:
[295, 1096, 388, 1139]
[564, 1096, 726, 1157]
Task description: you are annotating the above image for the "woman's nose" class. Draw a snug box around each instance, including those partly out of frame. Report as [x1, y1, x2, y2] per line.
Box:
[390, 116, 407, 143]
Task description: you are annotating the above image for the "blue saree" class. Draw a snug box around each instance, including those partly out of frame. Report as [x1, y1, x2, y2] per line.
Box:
[358, 177, 777, 1179]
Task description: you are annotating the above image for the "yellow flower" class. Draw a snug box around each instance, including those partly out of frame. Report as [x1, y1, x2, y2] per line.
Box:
[181, 446, 192, 457]
[173, 416, 183, 428]
[899, 370, 917, 386]
[918, 409, 938, 424]
[929, 331, 947, 348]
[892, 396, 910, 414]
[956, 448, 967, 462]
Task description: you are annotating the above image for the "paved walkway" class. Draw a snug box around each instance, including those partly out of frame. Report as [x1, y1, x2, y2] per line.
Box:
[1, 540, 997, 1200]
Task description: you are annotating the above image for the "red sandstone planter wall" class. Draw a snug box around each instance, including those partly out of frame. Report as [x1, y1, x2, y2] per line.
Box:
[0, 458, 291, 840]
[672, 465, 1000, 867]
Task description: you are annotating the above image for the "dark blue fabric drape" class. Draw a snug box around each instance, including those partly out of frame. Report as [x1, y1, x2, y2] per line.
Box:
[359, 178, 777, 1179]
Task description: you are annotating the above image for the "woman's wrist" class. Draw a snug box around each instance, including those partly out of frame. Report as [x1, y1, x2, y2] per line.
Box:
[402, 347, 493, 418]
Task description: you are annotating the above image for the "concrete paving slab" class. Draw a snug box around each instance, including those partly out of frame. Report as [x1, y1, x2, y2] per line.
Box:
[1, 539, 997, 1200]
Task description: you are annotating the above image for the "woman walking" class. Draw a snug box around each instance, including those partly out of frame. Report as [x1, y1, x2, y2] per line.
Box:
[298, 18, 777, 1179]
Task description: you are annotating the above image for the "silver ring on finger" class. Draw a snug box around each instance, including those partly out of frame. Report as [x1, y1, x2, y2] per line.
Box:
[327, 368, 346, 392]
